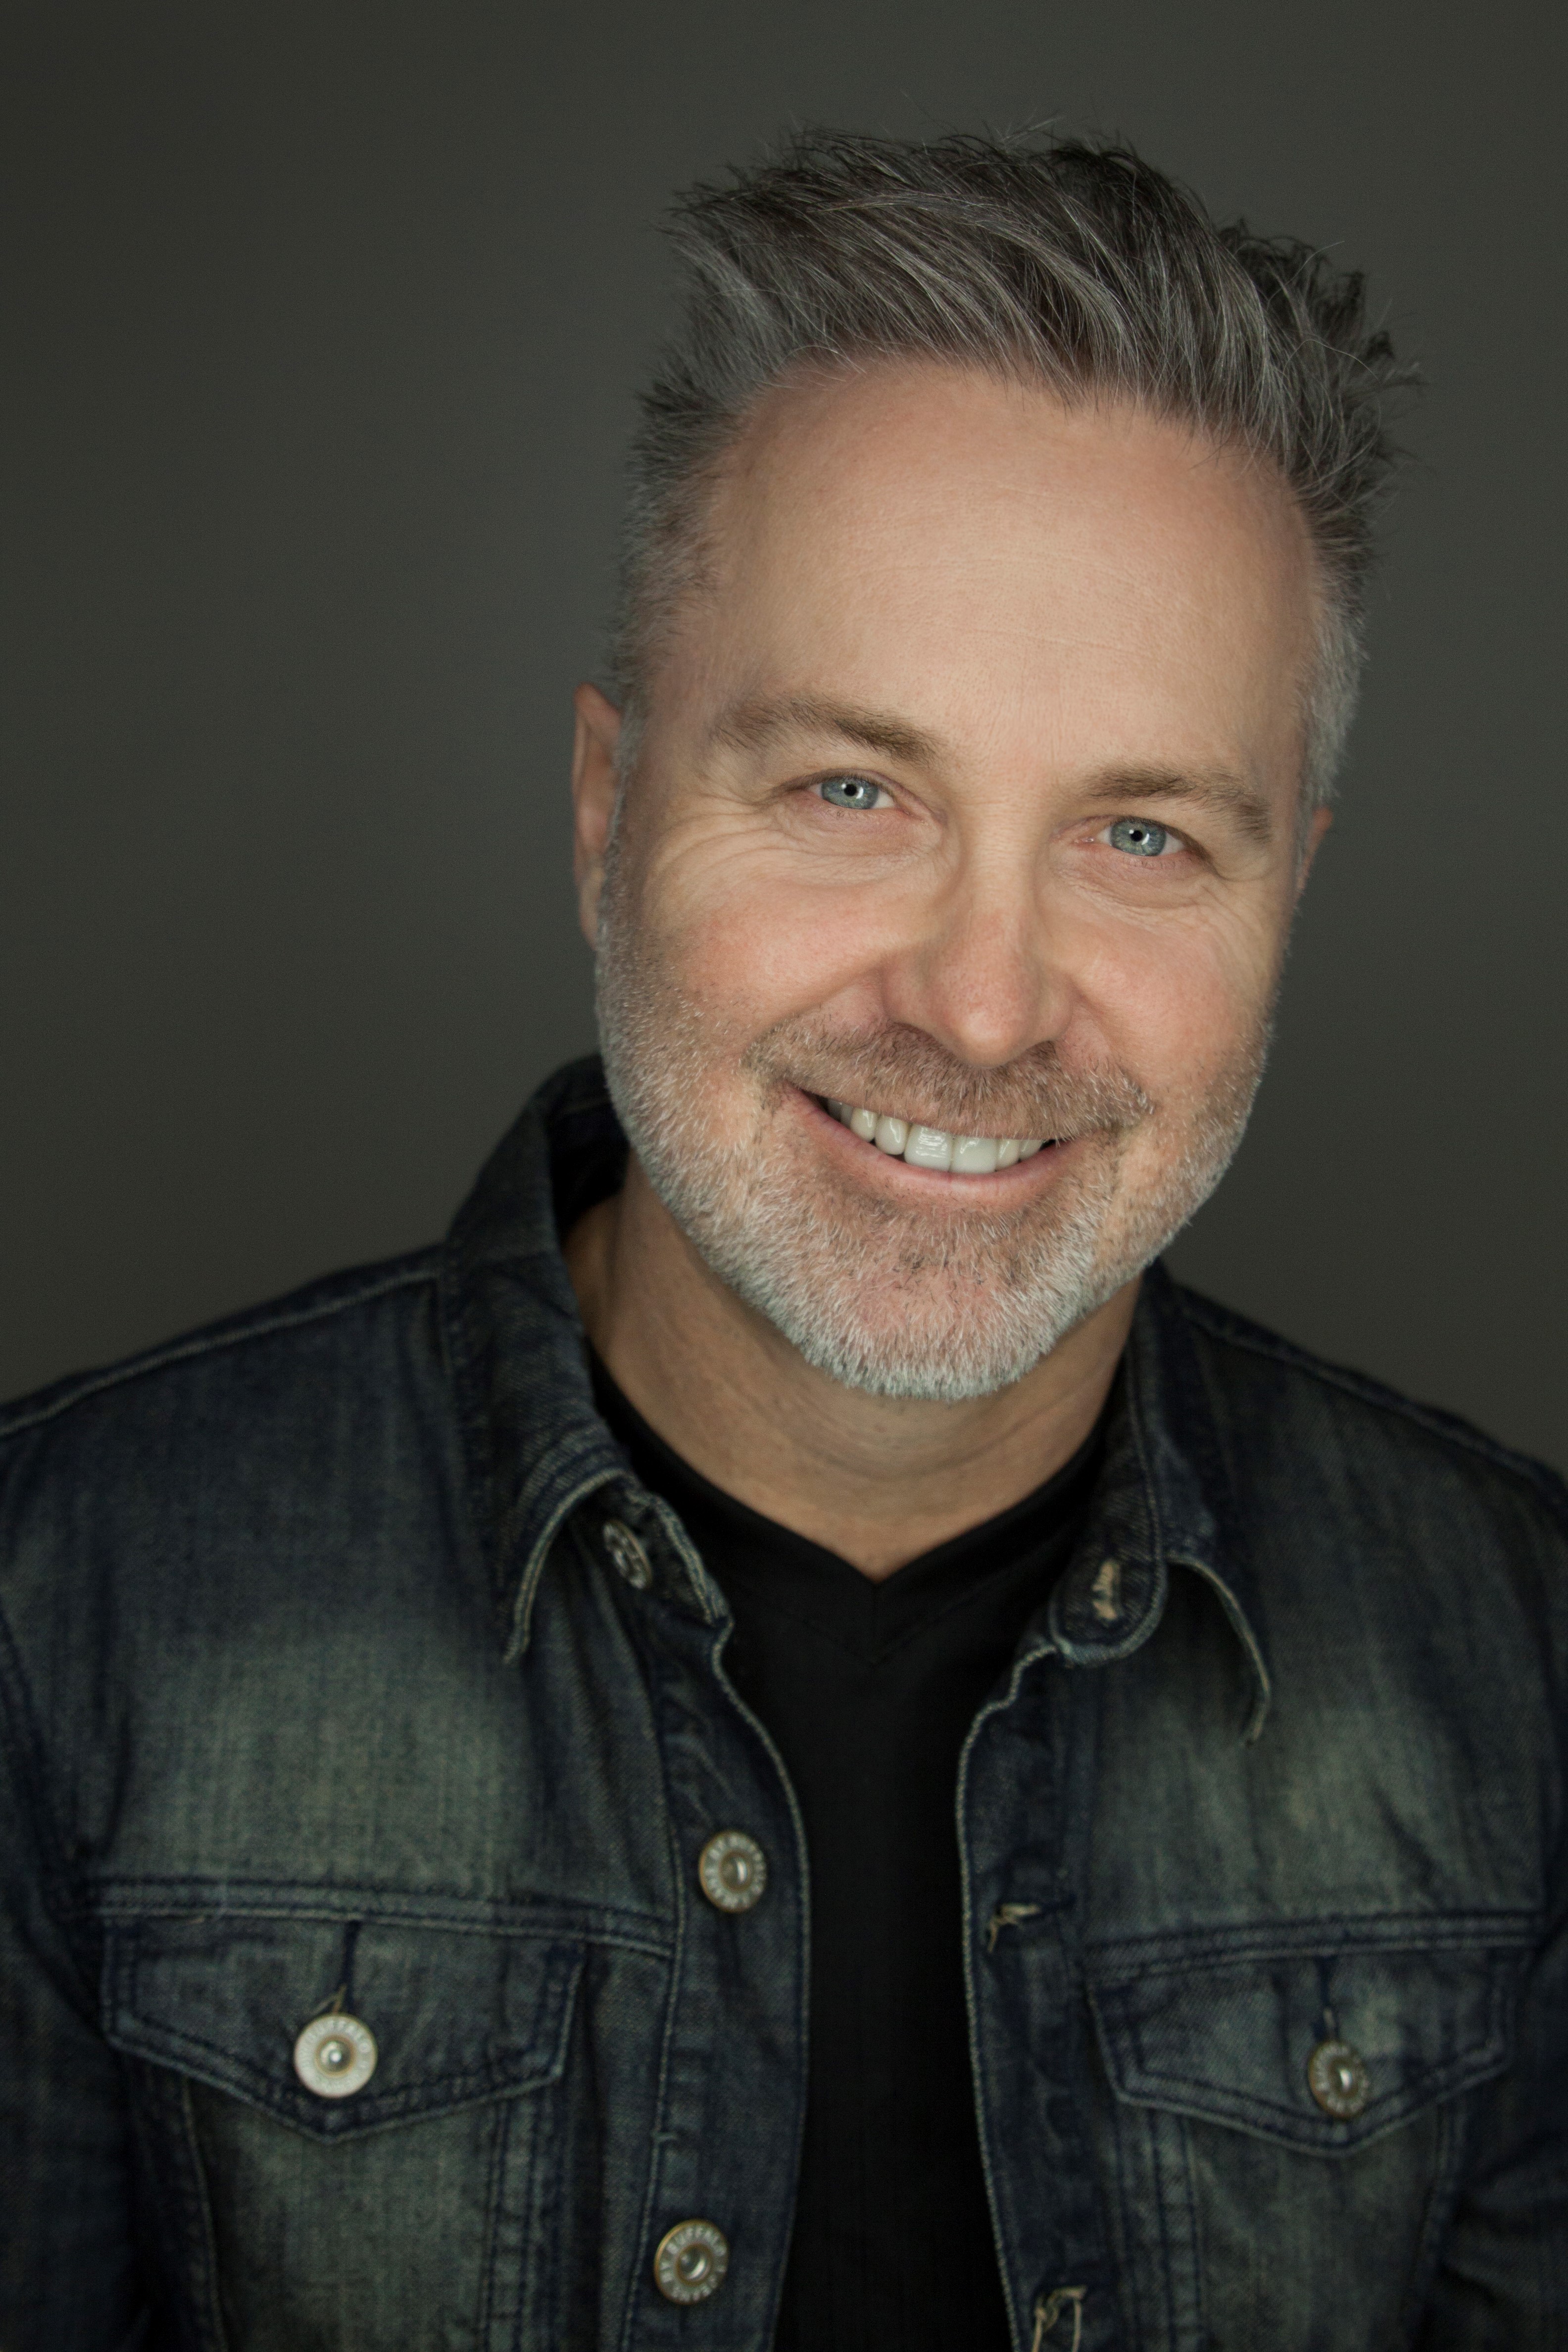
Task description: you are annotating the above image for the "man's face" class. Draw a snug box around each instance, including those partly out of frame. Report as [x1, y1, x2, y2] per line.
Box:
[578, 365, 1323, 1399]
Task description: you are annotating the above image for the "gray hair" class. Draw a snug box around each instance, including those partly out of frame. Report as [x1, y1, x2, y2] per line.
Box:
[610, 130, 1415, 808]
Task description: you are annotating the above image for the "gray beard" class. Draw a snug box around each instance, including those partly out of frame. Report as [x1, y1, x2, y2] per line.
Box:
[594, 839, 1269, 1402]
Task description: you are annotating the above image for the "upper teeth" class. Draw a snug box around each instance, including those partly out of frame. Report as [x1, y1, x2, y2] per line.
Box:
[825, 1100, 1046, 1174]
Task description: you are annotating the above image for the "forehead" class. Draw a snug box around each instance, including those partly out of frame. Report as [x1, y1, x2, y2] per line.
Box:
[676, 363, 1317, 776]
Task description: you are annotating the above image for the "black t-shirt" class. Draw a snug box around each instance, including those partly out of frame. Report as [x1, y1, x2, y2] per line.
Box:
[591, 1358, 1100, 2351]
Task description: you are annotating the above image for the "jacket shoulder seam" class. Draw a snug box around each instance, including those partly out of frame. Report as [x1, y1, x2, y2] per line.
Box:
[0, 1259, 438, 1444]
[1175, 1285, 1568, 1518]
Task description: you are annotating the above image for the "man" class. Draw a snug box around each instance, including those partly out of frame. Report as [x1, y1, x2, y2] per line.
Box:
[1, 131, 1564, 2351]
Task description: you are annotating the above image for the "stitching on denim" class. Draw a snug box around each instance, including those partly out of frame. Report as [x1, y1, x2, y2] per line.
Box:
[955, 1641, 1069, 2349]
[615, 1624, 690, 2352]
[503, 1425, 610, 1555]
[1086, 1946, 1525, 2155]
[1105, 2087, 1148, 2345]
[0, 1590, 105, 2011]
[1174, 2100, 1207, 2348]
[644, 1491, 726, 1623]
[516, 1987, 571, 2352]
[1397, 2062, 1472, 2334]
[175, 2071, 232, 2352]
[1172, 1553, 1271, 1743]
[1174, 1282, 1568, 1519]
[149, 2059, 572, 2143]
[1102, 2078, 1508, 2159]
[1148, 2103, 1185, 2352]
[117, 1976, 584, 2123]
[85, 1881, 673, 1954]
[118, 1942, 583, 2086]
[476, 2088, 511, 2345]
[1085, 1913, 1540, 1972]
[90, 1874, 657, 1910]
[1127, 2091, 1171, 2349]
[1120, 1330, 1170, 1566]
[0, 1259, 437, 1443]
[1125, 1294, 1278, 1736]
[1096, 2003, 1515, 2148]
[702, 1598, 816, 2352]
[507, 1466, 628, 1659]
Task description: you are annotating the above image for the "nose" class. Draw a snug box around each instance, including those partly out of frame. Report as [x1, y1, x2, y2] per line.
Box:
[876, 849, 1073, 1069]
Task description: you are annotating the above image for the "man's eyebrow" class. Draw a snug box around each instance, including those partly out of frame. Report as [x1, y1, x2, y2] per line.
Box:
[1082, 768, 1276, 845]
[708, 702, 1277, 843]
[708, 693, 946, 769]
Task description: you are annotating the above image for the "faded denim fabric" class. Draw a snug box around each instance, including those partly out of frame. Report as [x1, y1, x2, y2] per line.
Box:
[1, 1056, 1565, 2351]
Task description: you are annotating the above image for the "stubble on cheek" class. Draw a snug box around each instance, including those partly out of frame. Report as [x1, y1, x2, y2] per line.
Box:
[594, 820, 1275, 1396]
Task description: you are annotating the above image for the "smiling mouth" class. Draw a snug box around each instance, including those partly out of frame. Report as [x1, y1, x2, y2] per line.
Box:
[815, 1095, 1057, 1176]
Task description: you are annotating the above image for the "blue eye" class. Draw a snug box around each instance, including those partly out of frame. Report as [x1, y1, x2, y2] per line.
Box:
[1108, 817, 1173, 857]
[818, 775, 886, 811]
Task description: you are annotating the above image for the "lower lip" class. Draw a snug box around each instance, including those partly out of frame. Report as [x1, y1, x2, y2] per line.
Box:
[794, 1089, 1072, 1193]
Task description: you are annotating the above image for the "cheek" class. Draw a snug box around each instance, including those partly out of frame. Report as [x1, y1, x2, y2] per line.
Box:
[647, 836, 894, 1036]
[1075, 908, 1280, 1098]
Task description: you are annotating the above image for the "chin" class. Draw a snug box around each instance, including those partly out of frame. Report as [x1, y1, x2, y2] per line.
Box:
[708, 1214, 1123, 1401]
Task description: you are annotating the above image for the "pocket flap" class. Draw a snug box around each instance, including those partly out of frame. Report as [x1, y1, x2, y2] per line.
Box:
[104, 1914, 583, 2140]
[1090, 1943, 1517, 2154]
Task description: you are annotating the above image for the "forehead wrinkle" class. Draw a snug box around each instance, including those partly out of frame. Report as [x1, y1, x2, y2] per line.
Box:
[707, 691, 948, 771]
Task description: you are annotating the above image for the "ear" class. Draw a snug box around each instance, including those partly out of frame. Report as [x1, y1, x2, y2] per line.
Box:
[1294, 804, 1333, 900]
[572, 684, 623, 949]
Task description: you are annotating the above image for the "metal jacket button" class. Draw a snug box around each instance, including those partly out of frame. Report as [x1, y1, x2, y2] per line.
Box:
[1307, 2037, 1370, 2118]
[293, 2011, 378, 2098]
[602, 1518, 653, 1590]
[698, 1829, 767, 1913]
[654, 2218, 730, 2303]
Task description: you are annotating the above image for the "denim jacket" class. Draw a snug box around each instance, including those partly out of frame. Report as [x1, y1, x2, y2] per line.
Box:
[2, 1058, 1566, 2351]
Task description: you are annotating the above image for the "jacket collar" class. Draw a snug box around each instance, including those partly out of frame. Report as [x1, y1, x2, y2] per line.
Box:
[1046, 1258, 1272, 1739]
[439, 1059, 638, 1661]
[440, 1056, 1271, 1735]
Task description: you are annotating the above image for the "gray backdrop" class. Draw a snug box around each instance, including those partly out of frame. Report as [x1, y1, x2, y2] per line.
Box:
[6, 2, 1565, 1468]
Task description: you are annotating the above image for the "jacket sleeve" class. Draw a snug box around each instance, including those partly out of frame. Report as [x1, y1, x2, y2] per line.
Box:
[0, 1603, 149, 2348]
[1416, 1890, 1568, 2345]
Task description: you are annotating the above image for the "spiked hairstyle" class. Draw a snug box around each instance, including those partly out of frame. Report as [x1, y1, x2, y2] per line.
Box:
[610, 131, 1413, 806]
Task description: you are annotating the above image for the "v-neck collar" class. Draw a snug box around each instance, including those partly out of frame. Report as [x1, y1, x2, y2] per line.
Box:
[590, 1347, 1105, 1664]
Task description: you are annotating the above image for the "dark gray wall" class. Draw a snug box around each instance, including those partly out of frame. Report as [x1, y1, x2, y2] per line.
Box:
[5, 2, 1565, 1467]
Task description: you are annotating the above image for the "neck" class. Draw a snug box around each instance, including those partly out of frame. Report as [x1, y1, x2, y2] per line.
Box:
[564, 1155, 1136, 1580]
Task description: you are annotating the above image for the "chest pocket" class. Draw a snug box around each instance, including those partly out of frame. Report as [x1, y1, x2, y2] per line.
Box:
[104, 1912, 583, 2137]
[1085, 1938, 1524, 2350]
[102, 1912, 585, 2352]
[1090, 1939, 1518, 2153]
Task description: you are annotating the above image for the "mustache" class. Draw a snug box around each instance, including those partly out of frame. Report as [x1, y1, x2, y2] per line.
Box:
[745, 1020, 1153, 1139]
